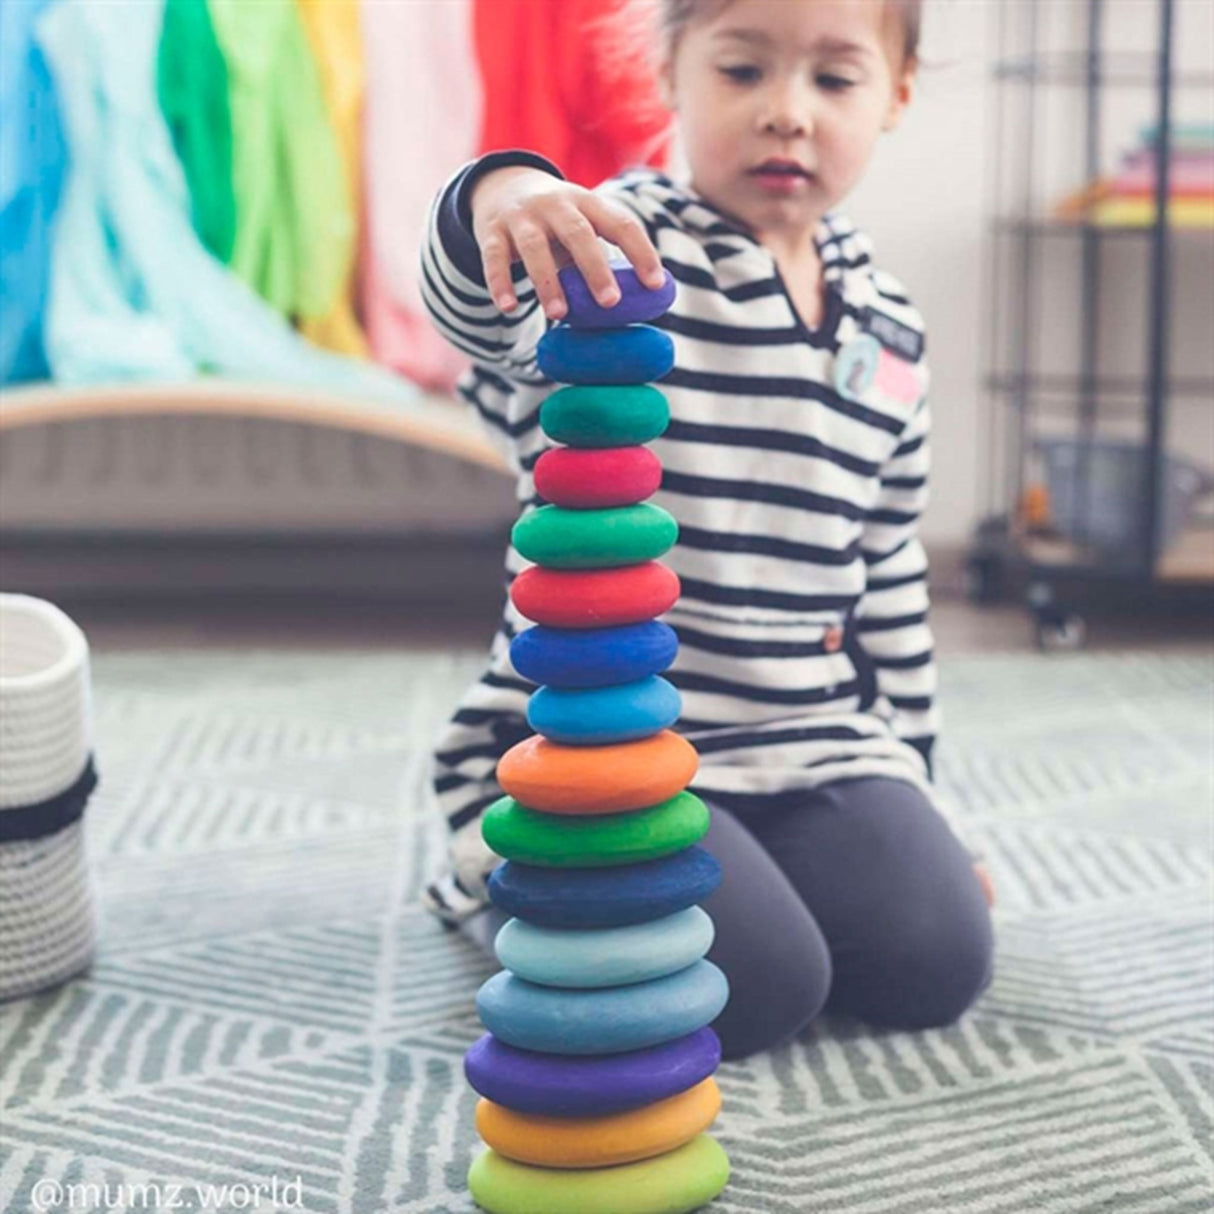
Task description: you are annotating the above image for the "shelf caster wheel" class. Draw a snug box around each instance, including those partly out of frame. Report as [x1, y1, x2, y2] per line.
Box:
[1027, 581, 1085, 651]
[1035, 612, 1087, 652]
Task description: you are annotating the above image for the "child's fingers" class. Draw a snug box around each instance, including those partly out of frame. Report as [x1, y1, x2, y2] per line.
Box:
[584, 197, 666, 290]
[480, 226, 519, 312]
[551, 209, 621, 308]
[511, 220, 567, 320]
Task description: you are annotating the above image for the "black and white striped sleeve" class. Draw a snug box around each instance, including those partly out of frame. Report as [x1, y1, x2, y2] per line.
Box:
[855, 395, 939, 772]
[419, 150, 564, 372]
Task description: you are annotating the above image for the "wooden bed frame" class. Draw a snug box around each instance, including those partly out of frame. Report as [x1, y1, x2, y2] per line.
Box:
[0, 381, 510, 474]
[0, 381, 515, 602]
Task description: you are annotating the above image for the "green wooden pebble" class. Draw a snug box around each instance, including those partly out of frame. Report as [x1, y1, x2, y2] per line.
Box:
[513, 503, 677, 570]
[540, 385, 670, 448]
[468, 1135, 730, 1214]
[482, 791, 710, 867]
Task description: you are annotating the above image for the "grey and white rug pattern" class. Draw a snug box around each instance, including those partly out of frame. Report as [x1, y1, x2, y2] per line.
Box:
[0, 649, 1210, 1213]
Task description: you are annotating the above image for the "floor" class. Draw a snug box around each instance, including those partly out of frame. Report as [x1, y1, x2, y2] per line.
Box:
[1, 639, 1210, 1213]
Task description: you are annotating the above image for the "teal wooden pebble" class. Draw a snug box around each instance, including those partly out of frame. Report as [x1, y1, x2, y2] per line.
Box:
[512, 503, 677, 570]
[540, 385, 670, 448]
[527, 675, 681, 745]
[538, 325, 675, 385]
[495, 907, 716, 989]
[476, 960, 729, 1055]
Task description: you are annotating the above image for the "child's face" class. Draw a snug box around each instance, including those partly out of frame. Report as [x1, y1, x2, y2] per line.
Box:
[661, 0, 915, 251]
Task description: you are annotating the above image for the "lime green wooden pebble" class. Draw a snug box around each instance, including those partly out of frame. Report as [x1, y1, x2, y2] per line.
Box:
[513, 504, 677, 570]
[539, 385, 670, 448]
[482, 791, 710, 867]
[468, 1134, 729, 1214]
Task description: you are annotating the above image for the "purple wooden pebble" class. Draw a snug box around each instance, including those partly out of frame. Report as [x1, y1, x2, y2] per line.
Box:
[559, 262, 676, 329]
[464, 1027, 722, 1117]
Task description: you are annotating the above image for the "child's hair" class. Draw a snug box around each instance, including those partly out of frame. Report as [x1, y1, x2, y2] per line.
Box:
[657, 0, 922, 67]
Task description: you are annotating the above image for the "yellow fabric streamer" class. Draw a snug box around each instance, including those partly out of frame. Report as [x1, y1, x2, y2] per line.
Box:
[208, 0, 351, 328]
[295, 0, 369, 356]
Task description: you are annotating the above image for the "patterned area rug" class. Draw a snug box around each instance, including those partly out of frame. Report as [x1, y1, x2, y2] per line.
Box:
[1, 648, 1211, 1213]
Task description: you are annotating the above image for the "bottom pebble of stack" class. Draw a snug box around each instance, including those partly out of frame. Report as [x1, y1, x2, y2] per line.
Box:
[468, 1133, 729, 1214]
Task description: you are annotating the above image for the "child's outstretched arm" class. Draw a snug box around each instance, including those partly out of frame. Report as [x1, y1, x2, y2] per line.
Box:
[420, 151, 664, 373]
[853, 396, 939, 775]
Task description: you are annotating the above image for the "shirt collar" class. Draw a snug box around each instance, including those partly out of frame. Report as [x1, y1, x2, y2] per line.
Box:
[639, 169, 874, 295]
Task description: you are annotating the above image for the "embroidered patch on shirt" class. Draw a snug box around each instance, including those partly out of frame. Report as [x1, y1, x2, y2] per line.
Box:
[834, 335, 881, 400]
[860, 306, 925, 363]
[873, 346, 922, 407]
[835, 335, 921, 408]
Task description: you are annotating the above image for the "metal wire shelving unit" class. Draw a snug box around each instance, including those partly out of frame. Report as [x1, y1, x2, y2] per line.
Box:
[968, 0, 1214, 648]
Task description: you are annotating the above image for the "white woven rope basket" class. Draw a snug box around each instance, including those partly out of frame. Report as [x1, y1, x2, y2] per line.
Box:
[0, 594, 98, 1000]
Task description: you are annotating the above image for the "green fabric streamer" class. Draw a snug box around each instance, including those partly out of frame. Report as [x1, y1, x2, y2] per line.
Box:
[157, 0, 235, 262]
[207, 0, 350, 320]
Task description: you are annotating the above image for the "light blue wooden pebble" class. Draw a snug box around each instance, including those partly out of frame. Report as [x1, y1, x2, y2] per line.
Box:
[494, 907, 715, 989]
[526, 676, 681, 745]
[537, 325, 675, 385]
[476, 960, 729, 1055]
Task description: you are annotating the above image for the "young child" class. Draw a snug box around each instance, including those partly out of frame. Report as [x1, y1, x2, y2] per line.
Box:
[420, 0, 993, 1060]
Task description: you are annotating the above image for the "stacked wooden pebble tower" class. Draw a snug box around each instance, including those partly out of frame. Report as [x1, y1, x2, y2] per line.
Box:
[464, 263, 731, 1214]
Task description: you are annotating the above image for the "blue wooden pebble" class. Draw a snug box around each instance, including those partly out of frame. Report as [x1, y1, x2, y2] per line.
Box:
[476, 960, 729, 1055]
[538, 325, 675, 385]
[558, 263, 677, 329]
[510, 622, 678, 690]
[526, 676, 681, 745]
[494, 906, 715, 989]
[488, 847, 722, 929]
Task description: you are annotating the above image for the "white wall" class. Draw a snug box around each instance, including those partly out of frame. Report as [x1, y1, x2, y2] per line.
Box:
[847, 0, 994, 545]
[849, 0, 1214, 546]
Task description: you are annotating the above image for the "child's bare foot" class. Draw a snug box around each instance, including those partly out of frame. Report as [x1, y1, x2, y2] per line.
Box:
[974, 862, 995, 907]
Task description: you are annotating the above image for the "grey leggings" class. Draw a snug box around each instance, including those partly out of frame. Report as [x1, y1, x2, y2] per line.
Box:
[461, 777, 994, 1060]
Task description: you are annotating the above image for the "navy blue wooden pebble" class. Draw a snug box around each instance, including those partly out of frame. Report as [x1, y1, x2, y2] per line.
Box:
[487, 847, 723, 929]
[510, 621, 678, 690]
[537, 325, 675, 385]
[558, 263, 677, 329]
[526, 676, 681, 745]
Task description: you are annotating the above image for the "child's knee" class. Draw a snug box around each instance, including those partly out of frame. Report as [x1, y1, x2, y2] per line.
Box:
[895, 907, 993, 1027]
[834, 893, 994, 1030]
[709, 926, 832, 1061]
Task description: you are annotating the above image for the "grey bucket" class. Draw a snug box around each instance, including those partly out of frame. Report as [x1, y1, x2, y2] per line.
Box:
[1034, 438, 1214, 558]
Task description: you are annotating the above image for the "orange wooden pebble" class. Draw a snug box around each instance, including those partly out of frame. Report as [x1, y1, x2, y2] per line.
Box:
[476, 1078, 721, 1169]
[497, 731, 699, 815]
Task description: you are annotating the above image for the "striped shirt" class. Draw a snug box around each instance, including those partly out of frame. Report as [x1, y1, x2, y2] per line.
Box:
[420, 154, 944, 923]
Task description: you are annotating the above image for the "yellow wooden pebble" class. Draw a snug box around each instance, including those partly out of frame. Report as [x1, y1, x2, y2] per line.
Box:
[476, 1078, 721, 1169]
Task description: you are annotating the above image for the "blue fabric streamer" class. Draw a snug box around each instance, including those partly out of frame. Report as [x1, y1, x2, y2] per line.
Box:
[33, 0, 416, 403]
[0, 0, 66, 384]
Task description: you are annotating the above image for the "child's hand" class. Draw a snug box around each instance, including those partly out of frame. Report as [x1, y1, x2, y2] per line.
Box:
[470, 166, 666, 321]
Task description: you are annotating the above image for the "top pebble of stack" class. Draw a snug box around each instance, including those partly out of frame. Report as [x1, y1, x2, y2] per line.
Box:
[559, 263, 677, 329]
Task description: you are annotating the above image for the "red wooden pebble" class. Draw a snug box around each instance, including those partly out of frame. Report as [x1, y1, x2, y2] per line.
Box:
[535, 447, 663, 509]
[511, 562, 681, 628]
